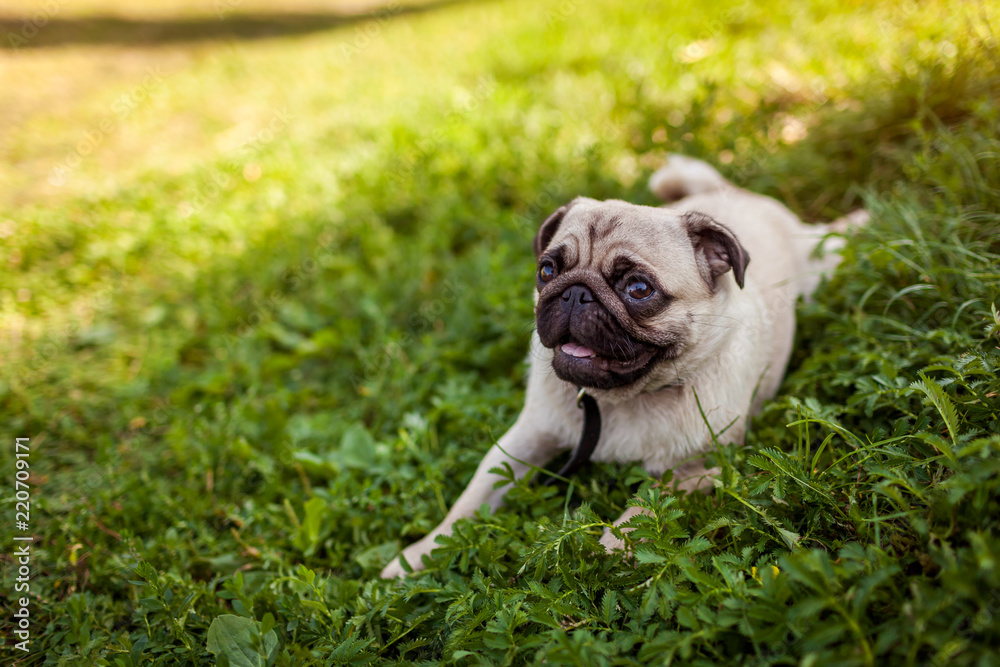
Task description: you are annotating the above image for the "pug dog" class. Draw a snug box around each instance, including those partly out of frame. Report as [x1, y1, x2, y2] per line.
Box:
[381, 155, 864, 578]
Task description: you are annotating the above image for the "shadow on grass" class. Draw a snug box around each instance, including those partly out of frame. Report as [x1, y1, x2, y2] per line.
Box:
[0, 0, 468, 49]
[626, 48, 1000, 222]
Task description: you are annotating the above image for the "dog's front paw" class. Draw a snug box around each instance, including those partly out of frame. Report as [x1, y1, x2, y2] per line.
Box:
[600, 505, 650, 555]
[380, 556, 409, 580]
[600, 527, 627, 554]
[380, 540, 435, 579]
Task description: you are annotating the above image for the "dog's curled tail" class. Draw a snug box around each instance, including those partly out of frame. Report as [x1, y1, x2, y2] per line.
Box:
[649, 154, 729, 203]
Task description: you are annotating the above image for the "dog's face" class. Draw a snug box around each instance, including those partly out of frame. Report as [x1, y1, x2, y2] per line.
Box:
[533, 197, 750, 392]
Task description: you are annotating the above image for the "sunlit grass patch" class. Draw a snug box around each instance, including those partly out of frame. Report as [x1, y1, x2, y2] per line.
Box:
[0, 0, 999, 664]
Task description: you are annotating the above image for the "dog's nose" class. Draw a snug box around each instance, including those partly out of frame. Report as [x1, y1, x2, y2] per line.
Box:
[561, 284, 595, 310]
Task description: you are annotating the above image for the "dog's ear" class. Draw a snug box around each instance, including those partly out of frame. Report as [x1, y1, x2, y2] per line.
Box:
[682, 211, 750, 290]
[533, 201, 575, 257]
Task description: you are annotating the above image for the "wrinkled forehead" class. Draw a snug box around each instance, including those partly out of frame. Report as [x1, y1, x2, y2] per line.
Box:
[546, 199, 696, 276]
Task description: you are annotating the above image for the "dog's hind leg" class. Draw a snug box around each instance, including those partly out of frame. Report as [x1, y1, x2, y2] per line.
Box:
[795, 209, 870, 300]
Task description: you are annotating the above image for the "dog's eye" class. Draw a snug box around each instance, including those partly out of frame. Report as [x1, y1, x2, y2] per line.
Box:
[626, 280, 653, 299]
[538, 261, 557, 283]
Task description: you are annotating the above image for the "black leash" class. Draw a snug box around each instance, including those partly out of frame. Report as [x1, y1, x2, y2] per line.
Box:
[545, 388, 602, 486]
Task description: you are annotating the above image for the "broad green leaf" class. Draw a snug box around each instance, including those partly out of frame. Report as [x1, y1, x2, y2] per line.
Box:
[206, 615, 278, 667]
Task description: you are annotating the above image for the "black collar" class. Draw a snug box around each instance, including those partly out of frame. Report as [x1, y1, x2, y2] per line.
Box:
[544, 388, 602, 486]
[543, 381, 681, 486]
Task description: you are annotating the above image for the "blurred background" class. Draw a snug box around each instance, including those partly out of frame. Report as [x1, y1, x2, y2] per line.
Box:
[1, 0, 998, 663]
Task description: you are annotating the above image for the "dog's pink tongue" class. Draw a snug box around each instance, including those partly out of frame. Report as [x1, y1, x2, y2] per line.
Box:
[562, 342, 596, 358]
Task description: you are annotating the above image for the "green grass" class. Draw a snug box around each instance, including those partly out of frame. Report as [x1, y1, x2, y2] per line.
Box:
[1, 0, 999, 664]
